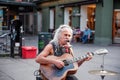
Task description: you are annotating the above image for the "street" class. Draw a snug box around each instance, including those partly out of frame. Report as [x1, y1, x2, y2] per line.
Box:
[0, 36, 120, 80]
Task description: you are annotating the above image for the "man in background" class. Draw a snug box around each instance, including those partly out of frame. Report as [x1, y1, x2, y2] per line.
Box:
[82, 26, 91, 43]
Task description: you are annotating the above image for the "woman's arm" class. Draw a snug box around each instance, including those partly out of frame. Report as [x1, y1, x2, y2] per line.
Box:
[35, 44, 64, 69]
[77, 52, 93, 67]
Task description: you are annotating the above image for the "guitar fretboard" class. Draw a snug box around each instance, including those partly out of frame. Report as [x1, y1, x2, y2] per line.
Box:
[63, 53, 94, 66]
[68, 55, 88, 64]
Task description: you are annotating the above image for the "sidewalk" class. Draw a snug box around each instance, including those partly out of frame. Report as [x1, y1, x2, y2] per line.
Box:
[0, 36, 120, 80]
[0, 36, 39, 80]
[0, 57, 39, 80]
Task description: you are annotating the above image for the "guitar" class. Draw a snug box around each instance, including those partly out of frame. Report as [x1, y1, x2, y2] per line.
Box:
[40, 49, 108, 80]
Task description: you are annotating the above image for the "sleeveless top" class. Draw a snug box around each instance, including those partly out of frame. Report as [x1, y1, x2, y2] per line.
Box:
[51, 42, 71, 56]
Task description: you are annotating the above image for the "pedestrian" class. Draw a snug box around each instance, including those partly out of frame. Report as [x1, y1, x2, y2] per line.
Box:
[35, 24, 92, 80]
[73, 27, 81, 42]
[11, 15, 22, 42]
[81, 26, 91, 43]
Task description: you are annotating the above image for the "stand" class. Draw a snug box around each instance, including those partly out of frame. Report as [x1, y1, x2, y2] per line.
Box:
[88, 49, 118, 80]
[100, 54, 106, 80]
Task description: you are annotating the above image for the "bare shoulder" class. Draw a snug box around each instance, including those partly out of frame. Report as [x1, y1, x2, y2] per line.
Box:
[39, 43, 53, 56]
[44, 43, 53, 51]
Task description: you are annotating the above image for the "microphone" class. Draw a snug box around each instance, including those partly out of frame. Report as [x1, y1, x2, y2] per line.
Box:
[66, 40, 70, 42]
[65, 40, 71, 47]
[63, 40, 71, 53]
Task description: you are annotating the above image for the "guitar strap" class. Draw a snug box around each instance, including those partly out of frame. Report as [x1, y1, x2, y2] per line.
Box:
[51, 42, 71, 56]
[51, 42, 62, 56]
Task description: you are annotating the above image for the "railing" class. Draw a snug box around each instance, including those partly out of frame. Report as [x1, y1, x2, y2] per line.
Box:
[0, 30, 10, 53]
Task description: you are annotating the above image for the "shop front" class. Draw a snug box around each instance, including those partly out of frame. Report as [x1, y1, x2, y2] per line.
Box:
[35, 0, 120, 45]
[0, 1, 37, 35]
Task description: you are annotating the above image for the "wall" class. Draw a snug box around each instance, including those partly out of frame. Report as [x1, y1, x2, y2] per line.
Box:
[50, 9, 54, 29]
[94, 0, 113, 45]
[55, 6, 64, 28]
[80, 5, 87, 31]
[71, 6, 80, 28]
[42, 7, 50, 32]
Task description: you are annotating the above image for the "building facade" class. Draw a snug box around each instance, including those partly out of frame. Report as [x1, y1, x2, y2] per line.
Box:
[35, 0, 120, 45]
[0, 0, 37, 35]
[0, 0, 120, 45]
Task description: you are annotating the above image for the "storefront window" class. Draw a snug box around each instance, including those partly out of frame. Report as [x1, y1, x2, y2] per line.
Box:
[0, 9, 3, 31]
[115, 11, 120, 37]
[113, 9, 120, 43]
[87, 5, 96, 30]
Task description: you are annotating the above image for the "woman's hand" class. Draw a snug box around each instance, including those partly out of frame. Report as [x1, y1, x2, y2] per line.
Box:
[54, 60, 65, 69]
[85, 52, 93, 61]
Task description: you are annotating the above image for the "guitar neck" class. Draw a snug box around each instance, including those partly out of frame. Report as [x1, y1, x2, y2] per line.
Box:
[63, 52, 94, 66]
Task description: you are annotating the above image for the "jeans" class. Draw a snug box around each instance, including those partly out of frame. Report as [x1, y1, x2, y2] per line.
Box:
[82, 35, 88, 43]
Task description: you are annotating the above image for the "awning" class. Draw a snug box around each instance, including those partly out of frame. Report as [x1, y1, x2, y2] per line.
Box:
[33, 0, 59, 4]
[0, 1, 37, 12]
[0, 1, 36, 7]
[59, 0, 102, 7]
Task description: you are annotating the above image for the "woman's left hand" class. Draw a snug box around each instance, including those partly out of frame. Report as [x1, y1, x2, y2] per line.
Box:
[85, 52, 93, 61]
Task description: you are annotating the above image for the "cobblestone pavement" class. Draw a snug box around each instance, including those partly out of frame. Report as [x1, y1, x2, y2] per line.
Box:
[0, 36, 120, 80]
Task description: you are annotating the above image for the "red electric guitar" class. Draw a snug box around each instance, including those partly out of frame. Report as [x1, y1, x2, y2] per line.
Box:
[40, 49, 108, 80]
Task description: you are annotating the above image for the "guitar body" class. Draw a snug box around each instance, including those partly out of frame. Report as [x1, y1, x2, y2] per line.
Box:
[40, 53, 79, 80]
[39, 49, 108, 80]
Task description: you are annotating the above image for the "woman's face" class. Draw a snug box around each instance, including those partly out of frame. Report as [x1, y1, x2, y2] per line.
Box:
[59, 28, 72, 45]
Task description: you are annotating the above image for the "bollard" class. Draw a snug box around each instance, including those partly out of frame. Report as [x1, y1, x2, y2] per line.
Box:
[22, 38, 25, 46]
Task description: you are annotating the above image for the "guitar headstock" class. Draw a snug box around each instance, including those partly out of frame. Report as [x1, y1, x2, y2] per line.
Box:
[93, 49, 108, 55]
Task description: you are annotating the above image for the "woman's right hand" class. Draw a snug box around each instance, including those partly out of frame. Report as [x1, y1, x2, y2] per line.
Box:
[54, 60, 65, 69]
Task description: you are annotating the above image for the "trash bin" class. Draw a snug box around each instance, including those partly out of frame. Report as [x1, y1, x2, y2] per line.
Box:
[38, 32, 52, 53]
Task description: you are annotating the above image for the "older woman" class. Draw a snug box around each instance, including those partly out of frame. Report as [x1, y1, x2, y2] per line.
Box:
[35, 24, 92, 80]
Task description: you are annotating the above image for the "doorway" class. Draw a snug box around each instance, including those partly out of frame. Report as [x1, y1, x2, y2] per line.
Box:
[113, 9, 120, 43]
[87, 4, 96, 30]
[80, 4, 96, 31]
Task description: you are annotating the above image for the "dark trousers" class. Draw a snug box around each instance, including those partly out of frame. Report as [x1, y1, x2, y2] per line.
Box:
[37, 75, 78, 80]
[66, 75, 78, 80]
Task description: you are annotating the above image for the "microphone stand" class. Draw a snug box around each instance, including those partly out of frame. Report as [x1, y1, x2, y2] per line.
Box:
[100, 54, 105, 80]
